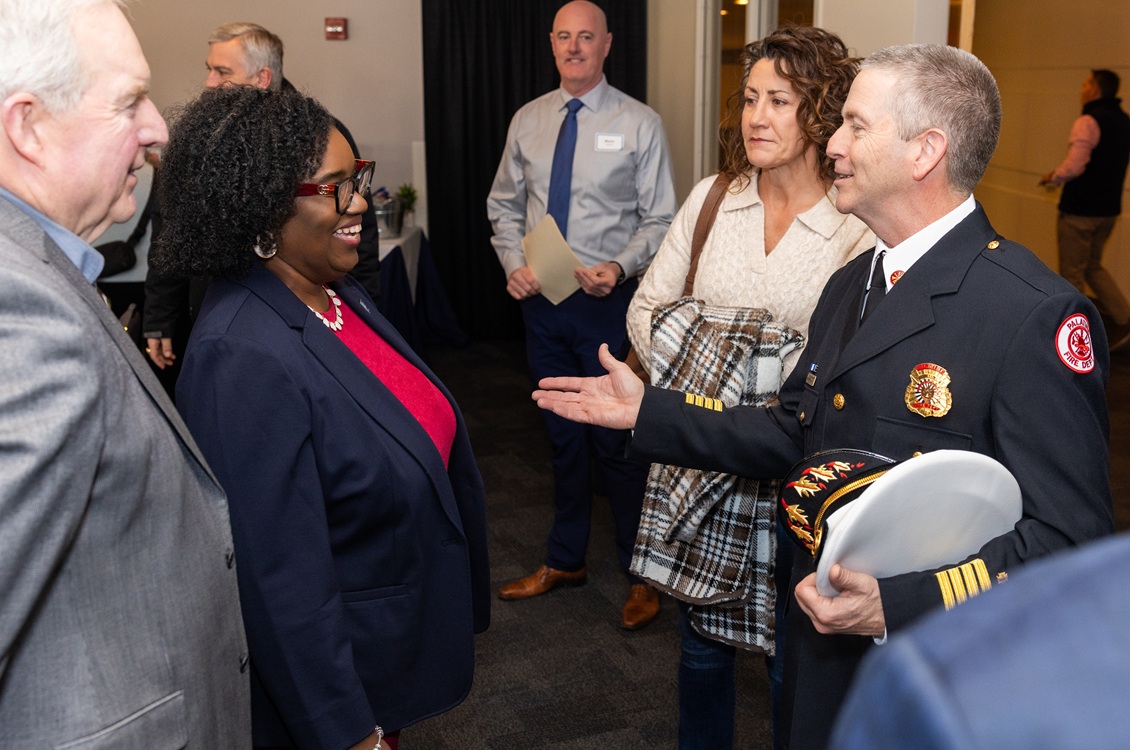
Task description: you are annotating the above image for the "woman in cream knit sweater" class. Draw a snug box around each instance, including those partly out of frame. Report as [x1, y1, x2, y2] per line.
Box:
[626, 25, 873, 750]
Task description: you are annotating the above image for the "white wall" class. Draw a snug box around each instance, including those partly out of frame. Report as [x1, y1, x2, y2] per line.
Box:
[128, 0, 424, 199]
[815, 0, 948, 56]
[973, 0, 1130, 290]
[129, 1, 687, 220]
[648, 0, 700, 202]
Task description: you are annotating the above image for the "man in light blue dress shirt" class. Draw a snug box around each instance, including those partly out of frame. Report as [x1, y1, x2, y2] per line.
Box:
[487, 0, 677, 630]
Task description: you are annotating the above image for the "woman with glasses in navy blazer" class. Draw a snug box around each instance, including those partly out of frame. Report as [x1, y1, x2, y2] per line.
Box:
[154, 85, 490, 750]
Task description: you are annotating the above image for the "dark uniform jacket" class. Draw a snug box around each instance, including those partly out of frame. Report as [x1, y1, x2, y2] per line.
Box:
[633, 204, 1114, 749]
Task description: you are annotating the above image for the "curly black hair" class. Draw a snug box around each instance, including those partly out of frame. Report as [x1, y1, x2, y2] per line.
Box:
[151, 85, 332, 279]
[719, 24, 859, 188]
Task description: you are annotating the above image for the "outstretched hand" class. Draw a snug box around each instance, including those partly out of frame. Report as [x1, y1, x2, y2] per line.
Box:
[532, 343, 645, 430]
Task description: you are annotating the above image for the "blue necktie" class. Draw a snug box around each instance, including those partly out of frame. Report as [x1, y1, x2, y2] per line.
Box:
[546, 98, 584, 238]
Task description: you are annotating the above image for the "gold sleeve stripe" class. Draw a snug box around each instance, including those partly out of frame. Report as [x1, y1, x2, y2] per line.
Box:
[960, 563, 980, 595]
[947, 568, 968, 606]
[683, 393, 723, 411]
[936, 570, 956, 610]
[972, 559, 992, 591]
[935, 559, 992, 610]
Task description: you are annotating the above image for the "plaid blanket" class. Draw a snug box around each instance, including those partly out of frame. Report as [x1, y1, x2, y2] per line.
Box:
[630, 297, 803, 652]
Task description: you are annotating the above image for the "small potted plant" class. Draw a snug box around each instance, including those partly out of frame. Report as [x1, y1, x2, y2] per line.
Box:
[397, 183, 417, 225]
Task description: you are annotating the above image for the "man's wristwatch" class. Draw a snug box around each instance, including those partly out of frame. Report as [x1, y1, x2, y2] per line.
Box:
[612, 262, 626, 285]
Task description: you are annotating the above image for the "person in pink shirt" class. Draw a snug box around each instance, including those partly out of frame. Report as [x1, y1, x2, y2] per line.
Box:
[1042, 69, 1130, 349]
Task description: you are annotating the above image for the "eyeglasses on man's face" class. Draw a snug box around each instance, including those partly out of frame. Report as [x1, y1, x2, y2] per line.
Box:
[295, 159, 374, 215]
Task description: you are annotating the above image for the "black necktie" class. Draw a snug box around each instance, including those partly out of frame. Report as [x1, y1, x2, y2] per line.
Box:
[859, 250, 886, 325]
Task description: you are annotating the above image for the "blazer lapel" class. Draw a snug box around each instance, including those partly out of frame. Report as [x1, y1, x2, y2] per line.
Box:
[335, 280, 463, 413]
[241, 268, 466, 531]
[831, 205, 997, 380]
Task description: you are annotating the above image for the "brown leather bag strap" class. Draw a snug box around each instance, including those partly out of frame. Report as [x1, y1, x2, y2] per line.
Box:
[682, 172, 731, 298]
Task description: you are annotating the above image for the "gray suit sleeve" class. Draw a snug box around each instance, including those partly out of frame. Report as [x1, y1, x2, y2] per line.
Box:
[0, 260, 103, 680]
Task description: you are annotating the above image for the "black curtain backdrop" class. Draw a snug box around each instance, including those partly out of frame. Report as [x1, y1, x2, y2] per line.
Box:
[421, 0, 649, 340]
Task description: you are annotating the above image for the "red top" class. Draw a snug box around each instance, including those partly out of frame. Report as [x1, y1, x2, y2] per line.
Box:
[330, 297, 456, 468]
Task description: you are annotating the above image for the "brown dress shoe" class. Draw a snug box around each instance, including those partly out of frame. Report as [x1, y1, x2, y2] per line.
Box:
[621, 583, 660, 630]
[498, 564, 587, 600]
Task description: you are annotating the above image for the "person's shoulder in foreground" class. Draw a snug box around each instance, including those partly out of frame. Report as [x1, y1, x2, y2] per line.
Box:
[831, 532, 1130, 750]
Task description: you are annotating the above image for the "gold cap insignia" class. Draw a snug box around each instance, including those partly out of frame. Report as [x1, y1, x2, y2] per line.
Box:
[780, 456, 886, 555]
[905, 363, 952, 418]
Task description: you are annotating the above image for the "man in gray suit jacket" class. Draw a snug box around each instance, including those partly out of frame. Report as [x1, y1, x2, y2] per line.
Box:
[0, 1, 250, 746]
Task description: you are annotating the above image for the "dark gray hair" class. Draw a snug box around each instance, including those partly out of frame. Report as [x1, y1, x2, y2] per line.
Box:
[863, 44, 1001, 194]
[209, 21, 284, 92]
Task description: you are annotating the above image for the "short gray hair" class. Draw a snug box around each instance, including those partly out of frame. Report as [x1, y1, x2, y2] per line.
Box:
[209, 22, 284, 91]
[0, 0, 126, 113]
[863, 44, 1001, 194]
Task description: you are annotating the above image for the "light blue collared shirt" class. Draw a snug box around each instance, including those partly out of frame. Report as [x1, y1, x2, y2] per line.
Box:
[0, 186, 104, 282]
[487, 76, 677, 279]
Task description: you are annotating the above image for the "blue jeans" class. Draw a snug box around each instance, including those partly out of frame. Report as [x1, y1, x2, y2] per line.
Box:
[678, 605, 736, 750]
[678, 521, 791, 750]
[769, 521, 791, 750]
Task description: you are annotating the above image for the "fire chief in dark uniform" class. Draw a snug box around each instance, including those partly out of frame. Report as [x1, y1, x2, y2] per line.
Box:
[531, 44, 1115, 749]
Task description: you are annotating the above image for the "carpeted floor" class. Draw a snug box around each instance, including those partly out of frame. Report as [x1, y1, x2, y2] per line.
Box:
[404, 339, 770, 749]
[403, 337, 1130, 749]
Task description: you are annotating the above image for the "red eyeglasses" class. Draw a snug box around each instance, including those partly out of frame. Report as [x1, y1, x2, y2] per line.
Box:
[295, 159, 374, 214]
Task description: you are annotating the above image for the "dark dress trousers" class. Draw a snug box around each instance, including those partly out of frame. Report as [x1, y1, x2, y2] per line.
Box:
[632, 204, 1114, 748]
[176, 264, 490, 750]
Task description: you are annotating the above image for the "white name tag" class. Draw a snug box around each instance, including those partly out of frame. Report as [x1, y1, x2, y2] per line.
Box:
[595, 133, 624, 151]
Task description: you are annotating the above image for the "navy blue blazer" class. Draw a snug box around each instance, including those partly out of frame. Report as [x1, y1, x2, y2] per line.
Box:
[176, 264, 489, 750]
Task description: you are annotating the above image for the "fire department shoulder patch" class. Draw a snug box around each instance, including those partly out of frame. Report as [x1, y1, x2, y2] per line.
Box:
[1055, 314, 1095, 373]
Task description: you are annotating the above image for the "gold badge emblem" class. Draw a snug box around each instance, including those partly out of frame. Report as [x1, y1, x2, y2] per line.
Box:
[905, 363, 952, 417]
